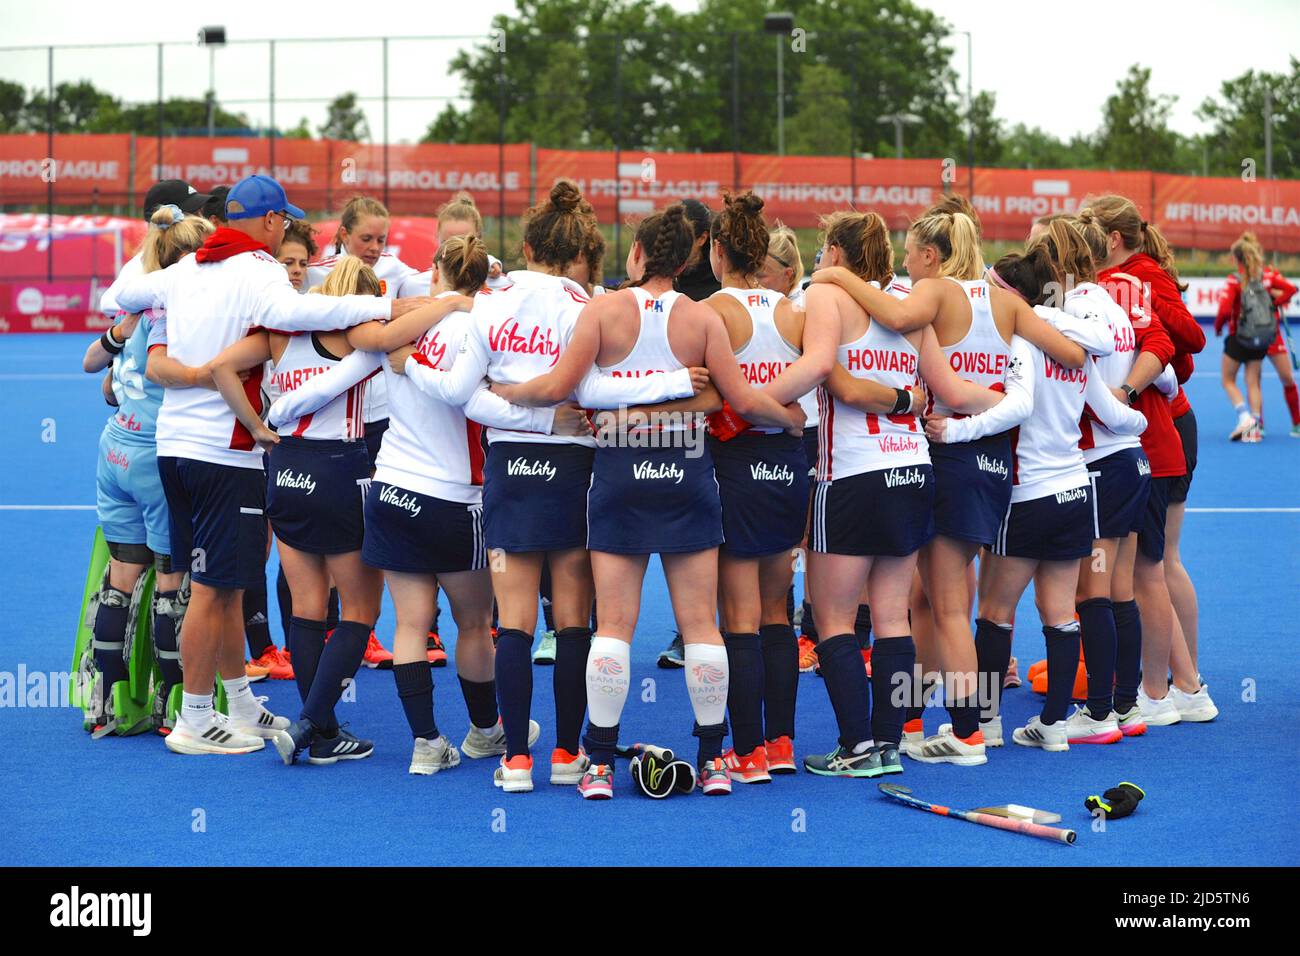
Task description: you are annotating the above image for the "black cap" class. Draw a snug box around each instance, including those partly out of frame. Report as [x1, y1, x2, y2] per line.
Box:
[180, 191, 210, 215]
[143, 179, 196, 221]
[202, 186, 231, 221]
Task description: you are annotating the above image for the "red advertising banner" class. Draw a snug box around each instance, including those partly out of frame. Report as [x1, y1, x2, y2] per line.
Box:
[968, 168, 1154, 243]
[4, 134, 1300, 252]
[0, 281, 113, 334]
[0, 134, 131, 207]
[1153, 174, 1300, 254]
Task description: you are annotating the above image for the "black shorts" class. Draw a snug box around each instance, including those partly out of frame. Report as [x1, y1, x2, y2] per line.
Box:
[930, 432, 1013, 547]
[1224, 335, 1270, 363]
[267, 437, 370, 554]
[158, 456, 267, 590]
[711, 431, 810, 557]
[1169, 408, 1198, 504]
[483, 441, 594, 553]
[993, 485, 1093, 561]
[1138, 475, 1175, 562]
[362, 481, 486, 575]
[1085, 447, 1151, 540]
[363, 417, 389, 470]
[810, 465, 935, 557]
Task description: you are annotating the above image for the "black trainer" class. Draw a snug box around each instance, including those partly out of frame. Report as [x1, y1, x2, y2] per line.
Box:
[657, 632, 685, 669]
[307, 726, 374, 765]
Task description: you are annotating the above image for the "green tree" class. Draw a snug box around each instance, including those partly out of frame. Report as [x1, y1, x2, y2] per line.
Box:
[1095, 64, 1181, 170]
[964, 90, 1003, 166]
[786, 64, 851, 156]
[0, 80, 26, 132]
[1001, 124, 1095, 169]
[282, 117, 314, 140]
[1197, 57, 1299, 179]
[319, 93, 369, 142]
[113, 98, 249, 135]
[22, 80, 120, 133]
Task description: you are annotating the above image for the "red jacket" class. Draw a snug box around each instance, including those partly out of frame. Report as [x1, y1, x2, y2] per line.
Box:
[1096, 267, 1185, 478]
[1105, 253, 1204, 421]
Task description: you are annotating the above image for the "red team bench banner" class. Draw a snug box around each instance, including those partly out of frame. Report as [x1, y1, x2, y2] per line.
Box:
[2, 133, 1299, 251]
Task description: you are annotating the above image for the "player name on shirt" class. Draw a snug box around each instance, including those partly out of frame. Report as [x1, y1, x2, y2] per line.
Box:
[947, 351, 1009, 376]
[740, 359, 793, 383]
[750, 462, 796, 486]
[275, 469, 317, 495]
[976, 454, 1009, 478]
[506, 457, 557, 481]
[633, 460, 685, 483]
[844, 347, 918, 375]
[883, 466, 927, 489]
[610, 368, 666, 377]
[272, 365, 330, 393]
[379, 484, 422, 517]
[487, 319, 560, 363]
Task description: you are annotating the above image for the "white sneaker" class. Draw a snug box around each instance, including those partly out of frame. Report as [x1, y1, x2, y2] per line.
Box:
[1115, 704, 1148, 737]
[913, 726, 988, 766]
[409, 736, 461, 775]
[1063, 706, 1122, 744]
[550, 748, 591, 785]
[900, 726, 925, 759]
[1168, 683, 1219, 722]
[164, 714, 265, 755]
[494, 755, 535, 793]
[1137, 686, 1182, 726]
[228, 695, 291, 739]
[460, 718, 541, 759]
[940, 716, 1002, 748]
[1229, 413, 1257, 441]
[1012, 715, 1069, 752]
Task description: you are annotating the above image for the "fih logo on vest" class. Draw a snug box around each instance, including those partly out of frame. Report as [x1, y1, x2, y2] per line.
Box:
[49, 886, 152, 936]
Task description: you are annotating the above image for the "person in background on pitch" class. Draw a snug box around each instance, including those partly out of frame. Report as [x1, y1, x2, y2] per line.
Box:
[118, 174, 424, 756]
[1215, 231, 1299, 441]
[81, 205, 214, 734]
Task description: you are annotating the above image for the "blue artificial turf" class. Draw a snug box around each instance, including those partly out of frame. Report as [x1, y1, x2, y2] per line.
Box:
[0, 332, 1295, 866]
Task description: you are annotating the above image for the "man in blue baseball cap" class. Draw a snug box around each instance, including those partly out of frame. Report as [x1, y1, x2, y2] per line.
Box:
[113, 174, 435, 757]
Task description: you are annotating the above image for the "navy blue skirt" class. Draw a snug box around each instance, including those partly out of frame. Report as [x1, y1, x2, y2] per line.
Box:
[483, 441, 594, 553]
[267, 436, 370, 554]
[587, 436, 723, 555]
[993, 485, 1093, 561]
[710, 431, 810, 557]
[362, 481, 486, 575]
[1086, 447, 1151, 541]
[930, 432, 1013, 547]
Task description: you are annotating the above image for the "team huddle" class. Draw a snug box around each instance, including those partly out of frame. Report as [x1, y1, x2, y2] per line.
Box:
[81, 169, 1247, 799]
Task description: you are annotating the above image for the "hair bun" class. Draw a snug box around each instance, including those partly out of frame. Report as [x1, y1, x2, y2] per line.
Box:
[550, 179, 582, 212]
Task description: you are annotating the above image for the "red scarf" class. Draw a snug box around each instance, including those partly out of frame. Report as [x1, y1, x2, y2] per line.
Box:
[195, 227, 270, 263]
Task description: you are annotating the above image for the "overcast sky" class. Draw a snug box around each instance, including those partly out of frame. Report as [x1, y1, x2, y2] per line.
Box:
[2, 0, 1296, 146]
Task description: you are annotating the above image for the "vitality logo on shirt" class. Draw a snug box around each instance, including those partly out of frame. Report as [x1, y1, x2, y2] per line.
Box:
[379, 484, 422, 518]
[1137, 458, 1152, 476]
[633, 460, 685, 484]
[1055, 487, 1088, 504]
[878, 435, 922, 456]
[750, 462, 795, 486]
[488, 319, 560, 366]
[976, 454, 1009, 478]
[506, 458, 557, 481]
[106, 448, 130, 470]
[276, 469, 317, 495]
[883, 466, 926, 489]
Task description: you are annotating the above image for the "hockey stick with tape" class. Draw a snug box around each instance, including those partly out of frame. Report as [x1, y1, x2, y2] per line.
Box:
[879, 784, 1076, 845]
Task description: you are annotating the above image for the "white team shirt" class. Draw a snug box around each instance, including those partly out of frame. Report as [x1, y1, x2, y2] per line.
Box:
[1066, 282, 1143, 463]
[927, 278, 1011, 418]
[269, 333, 368, 441]
[816, 281, 927, 481]
[307, 250, 421, 424]
[403, 270, 695, 447]
[719, 286, 800, 435]
[100, 252, 144, 317]
[115, 248, 390, 469]
[946, 306, 1143, 503]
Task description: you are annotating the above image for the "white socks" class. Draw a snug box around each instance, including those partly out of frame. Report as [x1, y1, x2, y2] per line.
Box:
[585, 636, 631, 728]
[180, 691, 213, 727]
[683, 642, 729, 728]
[222, 675, 257, 719]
